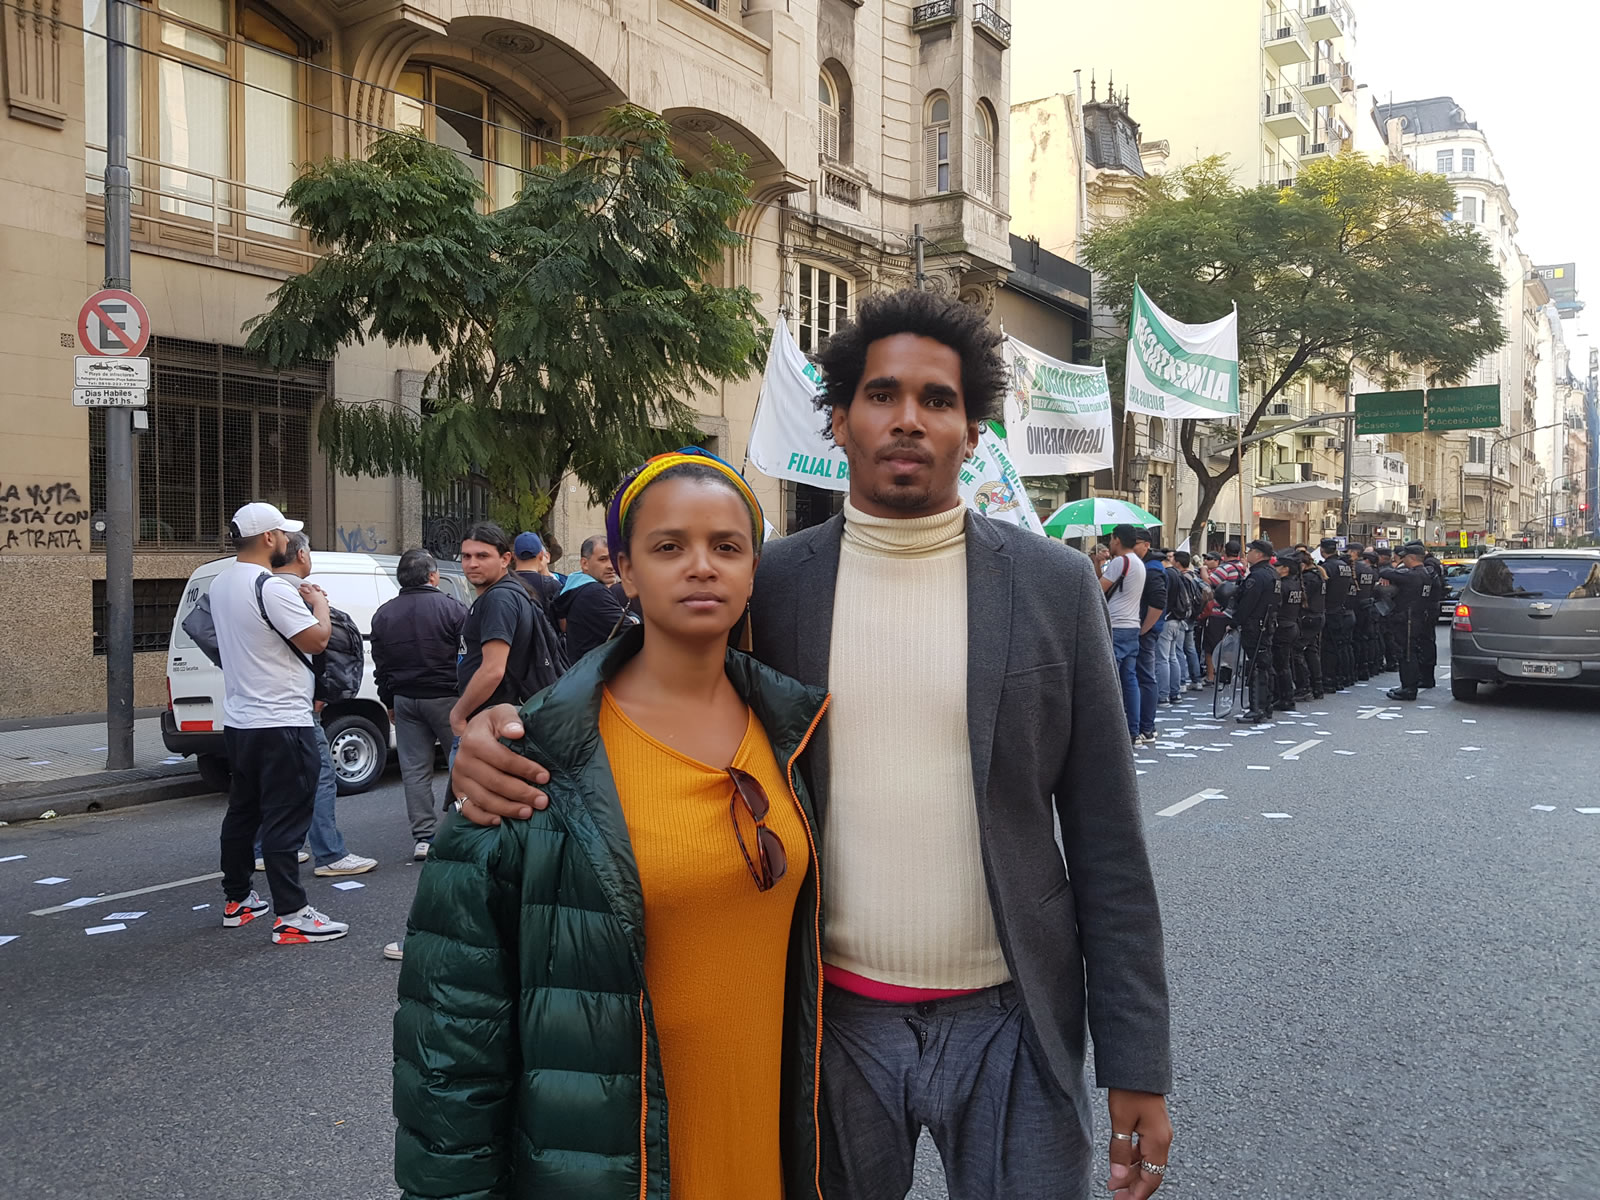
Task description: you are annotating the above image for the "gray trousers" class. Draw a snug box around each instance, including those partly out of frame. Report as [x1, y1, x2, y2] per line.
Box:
[820, 982, 1094, 1200]
[393, 694, 455, 842]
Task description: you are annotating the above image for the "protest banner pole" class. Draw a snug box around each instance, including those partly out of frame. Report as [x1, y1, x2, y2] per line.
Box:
[1236, 412, 1247, 543]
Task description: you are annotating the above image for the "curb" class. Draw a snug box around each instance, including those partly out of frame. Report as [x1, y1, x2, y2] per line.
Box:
[0, 764, 221, 825]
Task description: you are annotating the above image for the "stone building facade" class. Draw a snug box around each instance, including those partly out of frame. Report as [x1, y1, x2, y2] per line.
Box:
[0, 0, 1015, 717]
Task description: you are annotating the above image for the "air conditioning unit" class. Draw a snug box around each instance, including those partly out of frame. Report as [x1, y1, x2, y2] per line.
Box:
[1322, 514, 1340, 532]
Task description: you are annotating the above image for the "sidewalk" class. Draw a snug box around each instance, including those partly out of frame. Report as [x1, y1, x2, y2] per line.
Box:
[0, 710, 214, 823]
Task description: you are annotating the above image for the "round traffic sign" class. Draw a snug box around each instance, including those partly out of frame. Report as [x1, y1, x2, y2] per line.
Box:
[78, 288, 151, 357]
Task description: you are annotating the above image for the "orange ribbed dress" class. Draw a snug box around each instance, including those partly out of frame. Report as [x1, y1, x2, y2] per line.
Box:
[599, 689, 810, 1200]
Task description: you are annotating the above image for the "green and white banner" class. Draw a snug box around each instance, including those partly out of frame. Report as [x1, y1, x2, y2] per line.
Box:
[959, 421, 1046, 535]
[1124, 284, 1239, 420]
[1002, 337, 1114, 476]
[746, 318, 850, 488]
[747, 321, 1044, 534]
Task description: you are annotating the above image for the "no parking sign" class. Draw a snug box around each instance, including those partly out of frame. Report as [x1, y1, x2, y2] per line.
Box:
[77, 288, 150, 357]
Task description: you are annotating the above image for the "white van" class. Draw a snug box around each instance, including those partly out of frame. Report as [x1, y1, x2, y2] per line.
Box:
[161, 552, 472, 795]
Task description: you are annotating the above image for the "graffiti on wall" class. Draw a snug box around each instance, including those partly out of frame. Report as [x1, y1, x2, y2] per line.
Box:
[337, 524, 390, 554]
[0, 481, 90, 552]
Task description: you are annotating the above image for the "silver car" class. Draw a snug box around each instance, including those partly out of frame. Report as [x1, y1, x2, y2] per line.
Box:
[1449, 550, 1600, 701]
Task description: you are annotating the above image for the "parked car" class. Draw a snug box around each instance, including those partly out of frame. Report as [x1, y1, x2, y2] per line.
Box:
[161, 552, 472, 794]
[1438, 560, 1475, 622]
[1448, 549, 1600, 701]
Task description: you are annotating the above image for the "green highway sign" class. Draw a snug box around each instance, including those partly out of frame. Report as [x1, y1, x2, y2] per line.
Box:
[1355, 390, 1426, 435]
[1426, 384, 1501, 432]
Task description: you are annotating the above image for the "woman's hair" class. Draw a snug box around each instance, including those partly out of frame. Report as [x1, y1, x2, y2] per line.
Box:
[617, 463, 759, 555]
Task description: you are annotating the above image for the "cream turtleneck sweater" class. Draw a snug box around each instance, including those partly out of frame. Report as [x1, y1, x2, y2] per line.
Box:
[821, 500, 1010, 990]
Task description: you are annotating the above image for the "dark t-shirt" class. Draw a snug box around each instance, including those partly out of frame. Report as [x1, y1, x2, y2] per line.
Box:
[457, 576, 534, 714]
[560, 578, 630, 664]
[515, 569, 562, 621]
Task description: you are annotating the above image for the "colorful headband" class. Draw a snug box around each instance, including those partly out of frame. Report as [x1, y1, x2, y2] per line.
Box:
[605, 446, 765, 557]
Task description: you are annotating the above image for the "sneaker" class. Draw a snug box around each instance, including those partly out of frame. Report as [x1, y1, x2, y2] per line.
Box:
[314, 853, 378, 877]
[222, 891, 270, 927]
[272, 905, 349, 945]
[254, 849, 311, 872]
[1138, 732, 1157, 745]
[383, 940, 405, 961]
[413, 841, 431, 862]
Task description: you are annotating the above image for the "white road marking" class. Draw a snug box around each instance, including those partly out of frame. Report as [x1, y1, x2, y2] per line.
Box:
[105, 911, 147, 921]
[1262, 812, 1293, 819]
[1531, 805, 1556, 811]
[0, 855, 26, 863]
[1333, 749, 1357, 755]
[84, 923, 126, 935]
[331, 880, 365, 891]
[1357, 706, 1386, 719]
[31, 871, 222, 918]
[33, 877, 68, 886]
[0, 935, 18, 947]
[1578, 808, 1600, 815]
[1157, 789, 1226, 818]
[1247, 765, 1272, 771]
[1315, 730, 1333, 736]
[1460, 746, 1481, 752]
[1280, 739, 1323, 760]
[1462, 719, 1477, 724]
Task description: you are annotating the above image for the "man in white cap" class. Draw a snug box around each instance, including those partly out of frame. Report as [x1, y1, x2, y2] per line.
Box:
[209, 502, 348, 944]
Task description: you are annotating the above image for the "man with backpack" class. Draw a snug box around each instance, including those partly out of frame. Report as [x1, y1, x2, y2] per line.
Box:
[209, 503, 350, 944]
[269, 531, 378, 879]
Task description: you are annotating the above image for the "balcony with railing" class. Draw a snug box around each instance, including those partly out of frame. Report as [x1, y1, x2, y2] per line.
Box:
[1301, 61, 1351, 108]
[912, 0, 957, 31]
[1263, 10, 1311, 66]
[1301, 118, 1350, 161]
[820, 164, 863, 211]
[1303, 0, 1352, 43]
[1263, 85, 1311, 139]
[972, 3, 1011, 46]
[86, 145, 315, 273]
[1259, 393, 1313, 427]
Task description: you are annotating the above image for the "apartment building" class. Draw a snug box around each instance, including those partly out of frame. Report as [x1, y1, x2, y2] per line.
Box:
[1374, 97, 1544, 548]
[0, 0, 1015, 717]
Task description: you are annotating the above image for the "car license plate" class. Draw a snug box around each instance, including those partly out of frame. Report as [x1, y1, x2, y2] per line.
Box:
[1521, 660, 1560, 677]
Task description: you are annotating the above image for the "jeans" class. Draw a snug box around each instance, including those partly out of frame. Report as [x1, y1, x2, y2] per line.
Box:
[254, 723, 344, 867]
[1157, 620, 1183, 699]
[1136, 626, 1162, 735]
[1182, 620, 1203, 684]
[394, 694, 455, 842]
[820, 983, 1092, 1200]
[1112, 627, 1141, 738]
[223, 726, 318, 915]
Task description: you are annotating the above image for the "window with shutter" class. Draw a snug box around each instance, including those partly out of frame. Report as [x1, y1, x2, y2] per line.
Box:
[818, 70, 842, 162]
[924, 93, 950, 194]
[924, 125, 941, 191]
[972, 102, 996, 201]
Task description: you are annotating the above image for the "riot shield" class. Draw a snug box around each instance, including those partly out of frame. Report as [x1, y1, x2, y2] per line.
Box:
[1211, 628, 1244, 720]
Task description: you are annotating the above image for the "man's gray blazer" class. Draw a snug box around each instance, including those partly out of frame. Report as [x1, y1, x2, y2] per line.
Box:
[751, 510, 1171, 1096]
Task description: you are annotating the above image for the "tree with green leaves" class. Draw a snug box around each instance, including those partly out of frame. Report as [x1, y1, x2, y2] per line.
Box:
[1082, 155, 1507, 546]
[244, 106, 767, 545]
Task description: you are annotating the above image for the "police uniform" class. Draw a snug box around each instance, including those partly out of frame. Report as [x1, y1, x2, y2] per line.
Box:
[1374, 552, 1404, 672]
[1351, 550, 1379, 680]
[1379, 553, 1436, 700]
[1232, 547, 1281, 722]
[1272, 559, 1303, 711]
[1320, 540, 1356, 691]
[1420, 551, 1445, 688]
[1297, 555, 1326, 700]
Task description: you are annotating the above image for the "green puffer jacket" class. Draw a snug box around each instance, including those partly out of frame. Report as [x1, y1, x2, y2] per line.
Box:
[393, 626, 830, 1200]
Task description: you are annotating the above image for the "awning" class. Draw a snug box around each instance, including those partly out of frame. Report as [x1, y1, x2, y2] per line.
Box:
[1253, 480, 1345, 503]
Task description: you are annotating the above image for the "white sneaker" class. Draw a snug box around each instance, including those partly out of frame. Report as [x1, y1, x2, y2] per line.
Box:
[413, 841, 431, 862]
[254, 849, 312, 872]
[222, 891, 270, 927]
[272, 905, 349, 945]
[383, 940, 405, 961]
[314, 853, 378, 877]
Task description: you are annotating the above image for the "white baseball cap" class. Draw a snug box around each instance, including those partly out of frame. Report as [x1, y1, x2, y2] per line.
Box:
[230, 501, 304, 538]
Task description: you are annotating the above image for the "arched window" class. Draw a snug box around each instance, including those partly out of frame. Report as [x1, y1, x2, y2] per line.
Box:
[818, 69, 841, 162]
[84, 2, 311, 243]
[396, 64, 541, 210]
[924, 93, 950, 194]
[972, 100, 997, 202]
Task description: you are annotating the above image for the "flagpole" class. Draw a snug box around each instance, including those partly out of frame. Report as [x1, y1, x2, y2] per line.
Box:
[1232, 302, 1244, 545]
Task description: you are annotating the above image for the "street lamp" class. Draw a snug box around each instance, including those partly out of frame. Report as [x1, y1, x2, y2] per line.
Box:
[1546, 469, 1590, 546]
[1486, 422, 1569, 541]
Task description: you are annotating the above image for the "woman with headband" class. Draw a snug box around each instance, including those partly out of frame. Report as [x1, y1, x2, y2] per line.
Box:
[393, 448, 831, 1200]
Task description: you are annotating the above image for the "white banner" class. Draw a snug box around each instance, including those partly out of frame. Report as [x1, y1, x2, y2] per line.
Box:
[960, 421, 1046, 535]
[1002, 337, 1114, 476]
[746, 319, 850, 490]
[1124, 284, 1240, 420]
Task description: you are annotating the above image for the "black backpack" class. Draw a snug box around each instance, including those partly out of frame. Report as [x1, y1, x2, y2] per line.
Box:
[183, 574, 363, 702]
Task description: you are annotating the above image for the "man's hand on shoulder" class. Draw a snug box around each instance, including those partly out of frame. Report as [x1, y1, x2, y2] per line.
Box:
[451, 704, 552, 826]
[1107, 1089, 1172, 1199]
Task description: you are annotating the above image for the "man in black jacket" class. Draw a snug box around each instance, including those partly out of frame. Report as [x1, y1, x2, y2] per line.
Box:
[1419, 549, 1446, 688]
[1351, 547, 1379, 678]
[1271, 553, 1303, 711]
[1230, 539, 1280, 724]
[1295, 552, 1326, 700]
[371, 548, 468, 857]
[551, 535, 633, 664]
[1319, 539, 1355, 691]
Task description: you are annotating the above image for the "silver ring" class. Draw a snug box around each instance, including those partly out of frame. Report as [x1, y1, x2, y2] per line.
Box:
[1111, 1132, 1136, 1142]
[1139, 1162, 1167, 1177]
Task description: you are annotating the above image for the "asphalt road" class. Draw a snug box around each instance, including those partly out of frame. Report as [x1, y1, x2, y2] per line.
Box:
[2, 632, 1597, 1199]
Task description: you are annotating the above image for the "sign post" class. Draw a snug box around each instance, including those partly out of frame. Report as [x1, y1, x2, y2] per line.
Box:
[99, 0, 138, 771]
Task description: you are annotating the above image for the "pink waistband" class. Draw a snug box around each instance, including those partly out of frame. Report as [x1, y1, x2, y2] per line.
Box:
[823, 965, 984, 1004]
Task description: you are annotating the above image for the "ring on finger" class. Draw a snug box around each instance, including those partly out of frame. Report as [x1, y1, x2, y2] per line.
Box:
[1139, 1162, 1167, 1177]
[1111, 1132, 1137, 1143]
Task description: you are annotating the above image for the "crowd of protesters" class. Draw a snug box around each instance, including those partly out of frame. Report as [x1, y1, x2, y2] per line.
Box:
[1094, 524, 1444, 738]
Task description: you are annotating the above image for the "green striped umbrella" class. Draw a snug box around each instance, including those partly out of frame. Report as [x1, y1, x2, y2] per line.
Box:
[1042, 497, 1162, 540]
